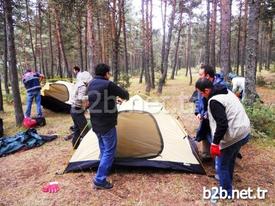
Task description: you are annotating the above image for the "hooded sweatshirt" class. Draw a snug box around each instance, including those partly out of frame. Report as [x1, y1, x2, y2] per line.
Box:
[207, 85, 250, 149]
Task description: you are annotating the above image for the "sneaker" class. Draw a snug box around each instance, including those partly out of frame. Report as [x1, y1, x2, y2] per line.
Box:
[93, 181, 113, 190]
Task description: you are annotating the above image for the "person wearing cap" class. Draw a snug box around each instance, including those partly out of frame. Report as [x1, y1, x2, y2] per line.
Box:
[22, 69, 44, 118]
[87, 63, 129, 190]
[70, 71, 92, 149]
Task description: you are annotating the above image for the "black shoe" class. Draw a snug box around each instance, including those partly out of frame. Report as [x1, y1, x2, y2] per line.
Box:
[93, 181, 113, 190]
[64, 134, 73, 141]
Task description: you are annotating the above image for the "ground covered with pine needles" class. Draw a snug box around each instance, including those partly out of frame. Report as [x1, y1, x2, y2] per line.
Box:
[0, 71, 274, 206]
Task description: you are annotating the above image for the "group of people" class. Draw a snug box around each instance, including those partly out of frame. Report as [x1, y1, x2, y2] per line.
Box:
[22, 63, 129, 190]
[22, 63, 250, 198]
[194, 64, 250, 199]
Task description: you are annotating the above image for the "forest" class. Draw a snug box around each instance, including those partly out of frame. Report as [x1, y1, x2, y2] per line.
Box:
[0, 0, 275, 205]
[0, 0, 274, 125]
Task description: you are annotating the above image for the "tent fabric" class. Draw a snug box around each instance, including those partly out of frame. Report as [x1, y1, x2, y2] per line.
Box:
[41, 81, 73, 113]
[0, 128, 57, 157]
[65, 95, 205, 174]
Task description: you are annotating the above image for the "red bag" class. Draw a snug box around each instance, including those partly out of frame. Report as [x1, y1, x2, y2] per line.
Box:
[23, 117, 37, 128]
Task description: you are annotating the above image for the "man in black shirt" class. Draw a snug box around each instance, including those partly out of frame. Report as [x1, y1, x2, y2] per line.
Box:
[88, 63, 129, 189]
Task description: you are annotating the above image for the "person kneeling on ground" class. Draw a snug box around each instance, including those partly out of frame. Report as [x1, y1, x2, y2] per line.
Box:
[195, 78, 250, 198]
[88, 63, 129, 190]
[70, 71, 92, 149]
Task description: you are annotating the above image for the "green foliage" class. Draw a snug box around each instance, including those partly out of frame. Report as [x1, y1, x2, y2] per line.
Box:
[256, 75, 266, 86]
[245, 102, 275, 139]
[4, 93, 14, 104]
[117, 74, 131, 89]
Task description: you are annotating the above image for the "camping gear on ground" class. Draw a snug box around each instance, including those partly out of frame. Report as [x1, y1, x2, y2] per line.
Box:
[0, 118, 3, 138]
[42, 182, 60, 193]
[23, 117, 46, 128]
[65, 95, 205, 174]
[23, 117, 37, 128]
[0, 128, 57, 157]
[41, 81, 74, 113]
[33, 116, 46, 126]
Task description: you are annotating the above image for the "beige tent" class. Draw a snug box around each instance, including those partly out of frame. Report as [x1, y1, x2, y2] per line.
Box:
[65, 95, 205, 174]
[41, 81, 74, 113]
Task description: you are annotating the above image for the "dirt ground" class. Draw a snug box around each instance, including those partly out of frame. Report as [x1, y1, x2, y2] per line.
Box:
[0, 72, 275, 206]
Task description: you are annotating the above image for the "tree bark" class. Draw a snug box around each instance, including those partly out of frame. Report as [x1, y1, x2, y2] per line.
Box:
[210, 0, 217, 70]
[25, 0, 37, 71]
[87, 0, 96, 75]
[4, 0, 24, 125]
[149, 0, 155, 88]
[160, 0, 167, 74]
[220, 0, 232, 77]
[38, 0, 45, 76]
[244, 0, 260, 105]
[122, 0, 129, 76]
[171, 11, 183, 80]
[187, 11, 192, 85]
[205, 0, 210, 65]
[0, 75, 3, 111]
[47, 5, 54, 78]
[3, 7, 10, 94]
[54, 7, 71, 79]
[236, 0, 242, 75]
[266, 19, 273, 70]
[158, 0, 176, 94]
[77, 13, 84, 70]
[241, 0, 248, 76]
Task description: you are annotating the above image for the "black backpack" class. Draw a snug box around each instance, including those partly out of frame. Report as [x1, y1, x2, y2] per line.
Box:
[0, 118, 3, 137]
[33, 117, 46, 126]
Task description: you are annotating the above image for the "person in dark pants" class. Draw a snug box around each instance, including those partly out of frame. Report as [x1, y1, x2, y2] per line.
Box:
[196, 78, 250, 199]
[88, 63, 129, 190]
[70, 71, 92, 149]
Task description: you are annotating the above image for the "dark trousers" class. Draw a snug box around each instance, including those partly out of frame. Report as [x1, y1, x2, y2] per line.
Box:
[70, 107, 88, 149]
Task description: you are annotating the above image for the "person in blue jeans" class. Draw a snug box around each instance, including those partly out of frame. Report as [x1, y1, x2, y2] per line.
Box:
[22, 69, 44, 118]
[88, 63, 129, 189]
[195, 78, 250, 199]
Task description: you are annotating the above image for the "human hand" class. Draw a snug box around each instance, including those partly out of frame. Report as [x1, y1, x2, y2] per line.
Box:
[196, 114, 202, 120]
[116, 97, 123, 105]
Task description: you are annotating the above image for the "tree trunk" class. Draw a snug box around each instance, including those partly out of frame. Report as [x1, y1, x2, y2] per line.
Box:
[158, 0, 176, 94]
[25, 0, 37, 71]
[96, 12, 103, 64]
[187, 12, 192, 85]
[84, 13, 88, 71]
[258, 22, 264, 72]
[4, 0, 24, 125]
[0, 75, 3, 111]
[220, 0, 232, 77]
[144, 0, 151, 93]
[149, 0, 155, 89]
[77, 13, 84, 70]
[205, 0, 210, 64]
[171, 11, 183, 80]
[38, 0, 45, 76]
[87, 0, 95, 75]
[47, 5, 54, 78]
[244, 0, 260, 105]
[3, 7, 10, 94]
[110, 0, 123, 83]
[54, 7, 71, 79]
[122, 0, 129, 76]
[160, 0, 167, 74]
[266, 19, 273, 70]
[241, 0, 248, 76]
[236, 0, 242, 75]
[210, 0, 217, 70]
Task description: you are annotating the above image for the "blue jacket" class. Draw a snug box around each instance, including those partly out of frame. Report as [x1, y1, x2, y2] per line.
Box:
[22, 71, 42, 92]
[194, 74, 226, 117]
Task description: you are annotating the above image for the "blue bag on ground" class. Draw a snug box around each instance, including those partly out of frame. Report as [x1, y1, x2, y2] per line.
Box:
[0, 128, 57, 157]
